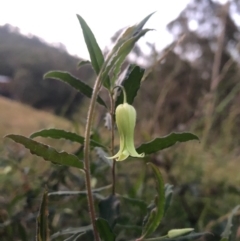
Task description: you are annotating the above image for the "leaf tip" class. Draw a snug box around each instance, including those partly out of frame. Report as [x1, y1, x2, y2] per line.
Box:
[43, 72, 51, 79]
[4, 134, 13, 139]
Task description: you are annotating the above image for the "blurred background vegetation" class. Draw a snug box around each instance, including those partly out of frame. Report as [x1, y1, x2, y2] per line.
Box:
[0, 0, 240, 240]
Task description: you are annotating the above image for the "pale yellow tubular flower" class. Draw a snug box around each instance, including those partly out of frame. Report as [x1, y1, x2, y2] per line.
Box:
[109, 101, 144, 161]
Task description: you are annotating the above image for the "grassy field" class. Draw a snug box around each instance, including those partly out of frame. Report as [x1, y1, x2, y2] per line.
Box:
[1, 94, 239, 202]
[0, 96, 73, 137]
[0, 96, 239, 240]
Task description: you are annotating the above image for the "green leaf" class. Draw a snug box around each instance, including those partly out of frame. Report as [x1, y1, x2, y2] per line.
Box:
[36, 189, 49, 241]
[141, 163, 165, 239]
[115, 65, 145, 107]
[76, 14, 110, 89]
[44, 71, 107, 108]
[134, 12, 155, 36]
[119, 195, 147, 212]
[99, 195, 120, 228]
[164, 184, 173, 215]
[137, 132, 199, 155]
[101, 29, 152, 85]
[96, 218, 116, 241]
[100, 12, 154, 87]
[221, 205, 240, 241]
[76, 14, 103, 74]
[115, 224, 142, 233]
[30, 128, 106, 149]
[18, 222, 28, 241]
[108, 12, 155, 60]
[5, 134, 84, 169]
[77, 60, 91, 69]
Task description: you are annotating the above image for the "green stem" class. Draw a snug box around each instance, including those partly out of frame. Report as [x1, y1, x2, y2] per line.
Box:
[113, 85, 127, 103]
[109, 92, 116, 195]
[84, 75, 102, 241]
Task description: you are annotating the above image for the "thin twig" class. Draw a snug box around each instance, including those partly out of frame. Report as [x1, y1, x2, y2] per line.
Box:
[210, 2, 230, 91]
[142, 34, 185, 82]
[205, 210, 240, 231]
[202, 2, 230, 145]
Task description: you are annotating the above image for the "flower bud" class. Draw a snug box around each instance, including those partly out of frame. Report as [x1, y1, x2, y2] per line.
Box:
[167, 228, 194, 238]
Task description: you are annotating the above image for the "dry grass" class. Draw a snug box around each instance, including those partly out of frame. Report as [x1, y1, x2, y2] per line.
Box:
[171, 141, 240, 186]
[0, 96, 73, 137]
[0, 97, 81, 191]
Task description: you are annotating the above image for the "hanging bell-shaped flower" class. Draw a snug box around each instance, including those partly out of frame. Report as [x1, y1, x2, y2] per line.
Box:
[109, 92, 144, 161]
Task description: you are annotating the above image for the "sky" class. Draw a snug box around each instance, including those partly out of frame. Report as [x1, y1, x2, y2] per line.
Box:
[0, 0, 190, 60]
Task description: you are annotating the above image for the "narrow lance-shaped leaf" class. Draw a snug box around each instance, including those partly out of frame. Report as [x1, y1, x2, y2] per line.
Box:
[102, 12, 154, 86]
[44, 71, 107, 108]
[102, 29, 152, 86]
[115, 65, 145, 107]
[76, 14, 110, 89]
[76, 14, 103, 73]
[134, 12, 155, 36]
[106, 12, 155, 66]
[5, 135, 84, 169]
[119, 195, 147, 213]
[30, 128, 106, 150]
[103, 26, 136, 80]
[96, 218, 116, 241]
[137, 132, 199, 155]
[164, 184, 174, 215]
[36, 189, 49, 241]
[140, 163, 165, 239]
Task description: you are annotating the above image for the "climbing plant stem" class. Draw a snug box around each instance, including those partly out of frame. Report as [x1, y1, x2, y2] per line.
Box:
[83, 75, 102, 241]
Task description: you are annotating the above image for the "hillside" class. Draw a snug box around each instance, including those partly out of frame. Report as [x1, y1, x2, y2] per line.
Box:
[0, 24, 94, 117]
[0, 96, 72, 138]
